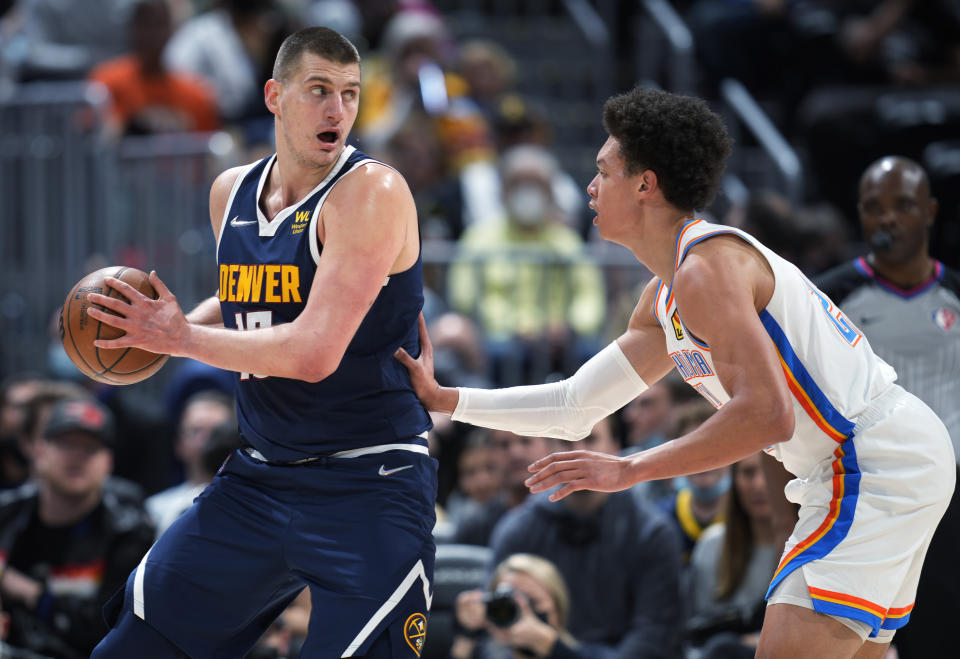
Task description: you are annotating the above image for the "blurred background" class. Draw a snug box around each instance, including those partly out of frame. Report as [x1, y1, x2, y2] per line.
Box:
[3, 0, 958, 387]
[1, 2, 958, 658]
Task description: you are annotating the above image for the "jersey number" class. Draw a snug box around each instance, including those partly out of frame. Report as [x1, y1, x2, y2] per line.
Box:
[235, 311, 272, 380]
[808, 286, 862, 347]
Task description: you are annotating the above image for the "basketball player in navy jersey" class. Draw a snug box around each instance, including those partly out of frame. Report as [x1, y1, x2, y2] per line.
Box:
[85, 27, 435, 658]
[396, 88, 955, 658]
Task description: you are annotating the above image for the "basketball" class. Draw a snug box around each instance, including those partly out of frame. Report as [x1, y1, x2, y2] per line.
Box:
[59, 266, 169, 385]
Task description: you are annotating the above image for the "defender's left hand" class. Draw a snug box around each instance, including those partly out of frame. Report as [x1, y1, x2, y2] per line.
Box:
[86, 271, 187, 355]
[525, 450, 636, 501]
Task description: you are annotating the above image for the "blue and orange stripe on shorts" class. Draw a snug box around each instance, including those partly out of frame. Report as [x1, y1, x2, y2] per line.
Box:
[758, 312, 913, 634]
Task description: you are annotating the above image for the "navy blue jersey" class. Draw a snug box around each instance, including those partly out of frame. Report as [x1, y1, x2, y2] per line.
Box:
[216, 146, 431, 461]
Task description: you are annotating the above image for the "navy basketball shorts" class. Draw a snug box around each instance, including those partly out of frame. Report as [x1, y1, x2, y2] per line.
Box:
[106, 446, 437, 658]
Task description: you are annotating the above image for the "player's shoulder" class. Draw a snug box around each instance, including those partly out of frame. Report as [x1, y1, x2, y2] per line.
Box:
[341, 158, 409, 191]
[210, 164, 250, 198]
[681, 231, 758, 269]
[209, 164, 254, 225]
[813, 259, 870, 304]
[673, 238, 744, 291]
[329, 158, 412, 208]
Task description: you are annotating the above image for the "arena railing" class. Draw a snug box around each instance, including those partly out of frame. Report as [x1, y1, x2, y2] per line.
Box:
[629, 0, 805, 207]
[0, 80, 239, 381]
[2, 81, 653, 388]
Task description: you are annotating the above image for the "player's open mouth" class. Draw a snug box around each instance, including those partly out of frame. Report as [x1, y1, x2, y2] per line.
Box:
[317, 131, 338, 144]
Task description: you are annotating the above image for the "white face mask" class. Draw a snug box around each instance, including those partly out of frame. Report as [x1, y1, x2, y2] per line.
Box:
[507, 183, 550, 227]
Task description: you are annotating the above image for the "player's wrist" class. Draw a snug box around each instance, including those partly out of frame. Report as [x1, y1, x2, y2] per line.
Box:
[435, 386, 459, 415]
[172, 321, 199, 359]
[623, 452, 648, 487]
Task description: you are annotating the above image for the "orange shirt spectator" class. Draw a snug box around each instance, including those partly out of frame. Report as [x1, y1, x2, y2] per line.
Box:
[89, 55, 219, 134]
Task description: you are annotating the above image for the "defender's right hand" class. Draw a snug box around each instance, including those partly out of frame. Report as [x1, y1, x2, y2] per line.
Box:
[394, 313, 459, 414]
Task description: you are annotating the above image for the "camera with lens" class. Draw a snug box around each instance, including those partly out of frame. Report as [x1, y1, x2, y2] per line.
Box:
[484, 583, 520, 628]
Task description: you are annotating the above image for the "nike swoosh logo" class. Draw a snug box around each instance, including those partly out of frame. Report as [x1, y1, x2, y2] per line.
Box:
[379, 464, 414, 477]
[230, 216, 258, 227]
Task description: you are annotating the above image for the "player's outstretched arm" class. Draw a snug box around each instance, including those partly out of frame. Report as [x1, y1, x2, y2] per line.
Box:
[86, 163, 412, 381]
[526, 237, 795, 500]
[395, 278, 674, 441]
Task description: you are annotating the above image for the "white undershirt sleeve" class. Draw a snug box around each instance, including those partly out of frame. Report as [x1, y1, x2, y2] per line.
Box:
[450, 340, 648, 441]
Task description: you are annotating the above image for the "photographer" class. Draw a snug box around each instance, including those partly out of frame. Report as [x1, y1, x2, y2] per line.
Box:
[450, 554, 586, 659]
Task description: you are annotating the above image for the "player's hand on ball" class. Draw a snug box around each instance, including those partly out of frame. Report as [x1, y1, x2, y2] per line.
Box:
[86, 271, 188, 355]
[525, 450, 635, 501]
[394, 313, 457, 413]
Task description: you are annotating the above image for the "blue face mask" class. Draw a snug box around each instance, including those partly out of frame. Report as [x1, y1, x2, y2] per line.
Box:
[689, 473, 731, 503]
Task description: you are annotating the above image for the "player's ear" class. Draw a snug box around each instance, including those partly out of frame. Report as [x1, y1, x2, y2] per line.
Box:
[636, 169, 657, 198]
[264, 79, 281, 116]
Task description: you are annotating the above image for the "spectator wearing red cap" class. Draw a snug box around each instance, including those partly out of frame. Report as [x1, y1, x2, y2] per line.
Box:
[0, 399, 154, 659]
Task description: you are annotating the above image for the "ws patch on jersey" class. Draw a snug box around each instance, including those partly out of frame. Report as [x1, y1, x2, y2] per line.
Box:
[404, 612, 427, 656]
[291, 209, 310, 235]
[933, 306, 958, 333]
[671, 310, 684, 341]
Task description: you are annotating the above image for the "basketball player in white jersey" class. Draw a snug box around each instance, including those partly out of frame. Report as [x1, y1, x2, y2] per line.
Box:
[396, 87, 956, 658]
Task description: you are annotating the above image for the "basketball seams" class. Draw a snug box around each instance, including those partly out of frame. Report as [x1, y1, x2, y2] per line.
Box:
[61, 266, 169, 385]
[94, 267, 134, 374]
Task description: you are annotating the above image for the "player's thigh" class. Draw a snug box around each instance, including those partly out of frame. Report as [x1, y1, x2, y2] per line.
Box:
[120, 467, 304, 657]
[757, 603, 865, 659]
[852, 640, 891, 659]
[293, 454, 437, 657]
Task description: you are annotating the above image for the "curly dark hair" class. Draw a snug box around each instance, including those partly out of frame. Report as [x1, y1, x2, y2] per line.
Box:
[603, 88, 732, 211]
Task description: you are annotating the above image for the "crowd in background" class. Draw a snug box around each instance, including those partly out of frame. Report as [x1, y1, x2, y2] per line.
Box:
[0, 1, 958, 658]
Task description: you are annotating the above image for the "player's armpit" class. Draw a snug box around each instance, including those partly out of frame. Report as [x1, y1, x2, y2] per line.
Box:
[615, 277, 675, 384]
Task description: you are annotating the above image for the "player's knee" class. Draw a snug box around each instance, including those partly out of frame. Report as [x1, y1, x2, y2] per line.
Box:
[92, 611, 189, 659]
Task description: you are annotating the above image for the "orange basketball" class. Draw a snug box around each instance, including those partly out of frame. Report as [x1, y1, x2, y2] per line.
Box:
[59, 266, 169, 385]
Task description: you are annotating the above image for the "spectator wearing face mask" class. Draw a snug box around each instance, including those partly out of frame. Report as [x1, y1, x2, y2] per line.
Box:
[447, 144, 606, 386]
[656, 400, 730, 564]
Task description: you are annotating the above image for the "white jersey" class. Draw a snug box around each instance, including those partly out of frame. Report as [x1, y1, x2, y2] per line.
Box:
[652, 219, 897, 478]
[653, 220, 955, 637]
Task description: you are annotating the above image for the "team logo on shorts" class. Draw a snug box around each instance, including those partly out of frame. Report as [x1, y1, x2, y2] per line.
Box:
[671, 310, 684, 341]
[404, 612, 427, 656]
[933, 306, 958, 333]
